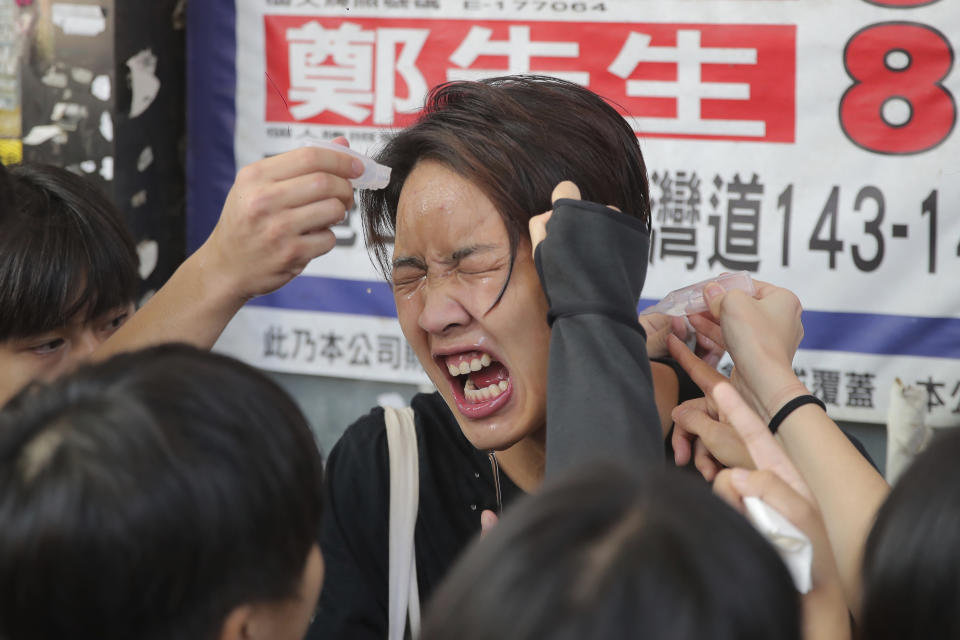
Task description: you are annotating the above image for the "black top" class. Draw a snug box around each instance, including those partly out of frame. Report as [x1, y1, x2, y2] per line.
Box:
[310, 391, 521, 639]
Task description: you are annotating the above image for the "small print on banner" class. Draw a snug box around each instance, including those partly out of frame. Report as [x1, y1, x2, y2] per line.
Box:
[262, 324, 425, 376]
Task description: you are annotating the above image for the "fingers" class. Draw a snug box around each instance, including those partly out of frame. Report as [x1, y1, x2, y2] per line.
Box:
[238, 145, 364, 183]
[528, 211, 552, 255]
[551, 180, 581, 203]
[669, 316, 689, 341]
[276, 171, 355, 211]
[694, 333, 724, 368]
[703, 281, 726, 318]
[729, 468, 820, 533]
[673, 398, 720, 442]
[750, 277, 780, 299]
[480, 509, 499, 536]
[638, 312, 672, 334]
[694, 439, 721, 482]
[668, 334, 727, 395]
[638, 312, 672, 358]
[687, 312, 726, 351]
[712, 469, 746, 514]
[296, 228, 338, 263]
[711, 383, 812, 501]
[529, 180, 584, 258]
[671, 421, 694, 466]
[289, 199, 350, 235]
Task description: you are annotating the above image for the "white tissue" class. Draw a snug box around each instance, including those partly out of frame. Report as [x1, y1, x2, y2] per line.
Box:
[886, 378, 931, 485]
[743, 496, 813, 594]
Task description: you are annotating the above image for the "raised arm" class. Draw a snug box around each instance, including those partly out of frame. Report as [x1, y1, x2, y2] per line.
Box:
[94, 144, 362, 360]
[532, 182, 663, 477]
[673, 281, 889, 613]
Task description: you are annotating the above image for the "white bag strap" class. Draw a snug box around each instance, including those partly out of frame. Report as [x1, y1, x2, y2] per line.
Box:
[385, 406, 421, 640]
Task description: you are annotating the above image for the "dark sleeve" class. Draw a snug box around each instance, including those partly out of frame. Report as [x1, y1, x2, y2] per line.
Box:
[536, 199, 663, 477]
[307, 412, 390, 640]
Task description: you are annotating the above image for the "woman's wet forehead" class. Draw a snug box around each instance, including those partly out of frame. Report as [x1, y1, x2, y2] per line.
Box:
[394, 163, 507, 257]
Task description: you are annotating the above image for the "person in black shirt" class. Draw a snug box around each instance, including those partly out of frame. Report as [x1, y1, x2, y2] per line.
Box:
[0, 345, 325, 640]
[310, 76, 699, 638]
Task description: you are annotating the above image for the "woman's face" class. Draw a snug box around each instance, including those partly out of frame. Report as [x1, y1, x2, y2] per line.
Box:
[392, 161, 550, 451]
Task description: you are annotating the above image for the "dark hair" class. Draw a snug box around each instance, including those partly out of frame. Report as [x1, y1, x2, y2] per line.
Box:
[860, 429, 960, 640]
[360, 75, 651, 280]
[0, 163, 138, 341]
[421, 465, 801, 640]
[0, 344, 324, 640]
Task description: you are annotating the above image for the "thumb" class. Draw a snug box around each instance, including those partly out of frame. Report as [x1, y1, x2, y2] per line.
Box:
[551, 181, 581, 204]
[480, 509, 499, 536]
[703, 282, 726, 319]
[528, 211, 552, 256]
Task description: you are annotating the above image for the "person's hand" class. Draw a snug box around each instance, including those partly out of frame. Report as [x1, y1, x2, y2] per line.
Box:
[640, 312, 724, 364]
[686, 279, 808, 421]
[671, 336, 849, 638]
[702, 379, 850, 639]
[198, 140, 363, 302]
[671, 396, 752, 480]
[669, 332, 806, 484]
[714, 467, 851, 640]
[480, 509, 498, 536]
[528, 181, 581, 256]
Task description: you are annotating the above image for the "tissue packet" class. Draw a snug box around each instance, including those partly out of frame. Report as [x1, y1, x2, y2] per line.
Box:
[743, 496, 813, 594]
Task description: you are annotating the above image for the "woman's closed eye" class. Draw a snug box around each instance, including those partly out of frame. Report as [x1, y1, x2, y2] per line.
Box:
[392, 268, 427, 290]
[456, 254, 509, 278]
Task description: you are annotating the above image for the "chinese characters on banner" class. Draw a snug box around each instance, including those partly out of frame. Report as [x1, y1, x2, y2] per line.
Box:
[264, 17, 794, 143]
[200, 0, 960, 427]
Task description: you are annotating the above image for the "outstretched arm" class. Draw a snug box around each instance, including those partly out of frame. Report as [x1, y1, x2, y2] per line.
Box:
[94, 144, 362, 360]
[671, 281, 889, 614]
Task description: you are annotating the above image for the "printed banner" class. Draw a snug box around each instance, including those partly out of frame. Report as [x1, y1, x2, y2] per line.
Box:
[187, 0, 960, 425]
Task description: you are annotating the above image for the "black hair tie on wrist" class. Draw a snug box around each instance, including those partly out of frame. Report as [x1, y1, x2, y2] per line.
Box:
[768, 395, 826, 435]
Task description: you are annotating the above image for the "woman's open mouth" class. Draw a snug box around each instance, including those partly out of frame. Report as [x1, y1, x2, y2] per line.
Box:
[437, 350, 513, 419]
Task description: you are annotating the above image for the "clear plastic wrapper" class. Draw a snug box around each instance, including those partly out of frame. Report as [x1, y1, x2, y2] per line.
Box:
[302, 139, 392, 190]
[640, 271, 756, 317]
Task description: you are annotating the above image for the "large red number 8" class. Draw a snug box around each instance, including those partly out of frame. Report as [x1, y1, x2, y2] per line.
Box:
[863, 0, 940, 6]
[840, 22, 955, 154]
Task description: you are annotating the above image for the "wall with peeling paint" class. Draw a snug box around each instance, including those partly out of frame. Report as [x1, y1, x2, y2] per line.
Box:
[15, 0, 185, 300]
[5, 0, 421, 457]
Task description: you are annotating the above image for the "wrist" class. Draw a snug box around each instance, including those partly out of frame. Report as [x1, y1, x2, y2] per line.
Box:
[183, 244, 248, 315]
[758, 376, 811, 423]
[768, 395, 825, 435]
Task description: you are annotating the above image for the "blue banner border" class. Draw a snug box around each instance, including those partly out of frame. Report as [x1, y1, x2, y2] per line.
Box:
[186, 0, 238, 252]
[249, 275, 960, 360]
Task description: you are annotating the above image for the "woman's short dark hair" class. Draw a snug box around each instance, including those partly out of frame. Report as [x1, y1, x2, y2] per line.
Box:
[0, 344, 324, 640]
[0, 162, 138, 341]
[360, 75, 651, 279]
[860, 429, 960, 640]
[421, 465, 801, 640]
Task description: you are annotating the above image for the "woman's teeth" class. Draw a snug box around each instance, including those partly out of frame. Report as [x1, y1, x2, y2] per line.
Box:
[446, 353, 492, 377]
[464, 378, 509, 401]
[444, 352, 508, 403]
